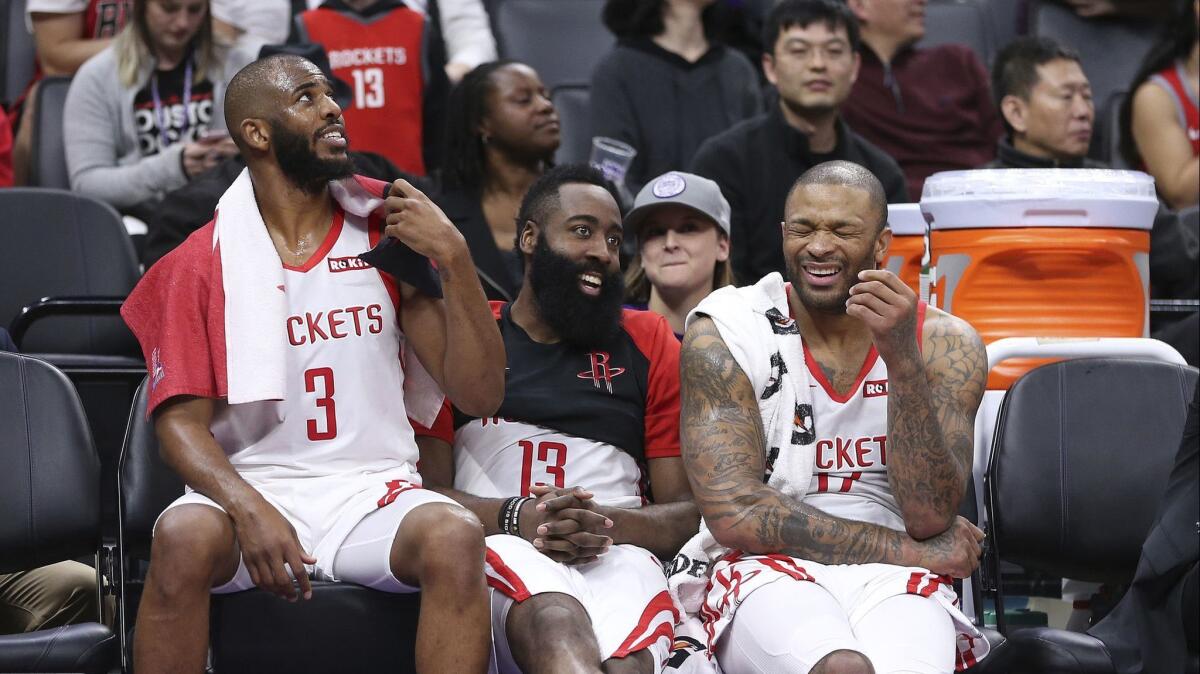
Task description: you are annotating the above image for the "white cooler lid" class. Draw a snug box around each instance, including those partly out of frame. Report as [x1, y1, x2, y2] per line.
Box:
[920, 169, 1158, 231]
[887, 203, 926, 235]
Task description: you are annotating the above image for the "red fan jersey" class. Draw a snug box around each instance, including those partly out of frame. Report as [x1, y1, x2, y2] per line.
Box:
[298, 3, 429, 175]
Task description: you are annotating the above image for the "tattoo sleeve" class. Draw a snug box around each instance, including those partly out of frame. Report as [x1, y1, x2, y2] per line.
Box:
[680, 318, 919, 565]
[885, 313, 987, 538]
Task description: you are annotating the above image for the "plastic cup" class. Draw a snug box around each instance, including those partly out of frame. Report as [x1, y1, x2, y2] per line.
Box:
[589, 137, 637, 184]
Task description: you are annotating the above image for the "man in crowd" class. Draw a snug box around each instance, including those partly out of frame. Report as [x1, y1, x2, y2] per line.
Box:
[294, 0, 449, 175]
[679, 161, 989, 672]
[692, 0, 907, 286]
[418, 164, 698, 673]
[120, 54, 504, 673]
[987, 36, 1198, 365]
[842, 0, 1003, 197]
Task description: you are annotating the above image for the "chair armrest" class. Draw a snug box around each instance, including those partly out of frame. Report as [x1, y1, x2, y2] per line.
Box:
[9, 296, 127, 348]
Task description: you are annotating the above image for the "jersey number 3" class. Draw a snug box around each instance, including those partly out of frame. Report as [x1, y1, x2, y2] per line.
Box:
[519, 440, 567, 496]
[305, 367, 338, 441]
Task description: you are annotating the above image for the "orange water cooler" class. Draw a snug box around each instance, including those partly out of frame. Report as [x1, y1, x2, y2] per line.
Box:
[885, 203, 926, 295]
[920, 169, 1158, 389]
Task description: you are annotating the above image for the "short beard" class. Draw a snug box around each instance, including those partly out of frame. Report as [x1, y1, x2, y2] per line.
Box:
[270, 119, 355, 195]
[528, 234, 625, 350]
[785, 246, 879, 315]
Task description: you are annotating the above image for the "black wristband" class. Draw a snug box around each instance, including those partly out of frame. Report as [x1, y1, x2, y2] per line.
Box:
[498, 496, 531, 537]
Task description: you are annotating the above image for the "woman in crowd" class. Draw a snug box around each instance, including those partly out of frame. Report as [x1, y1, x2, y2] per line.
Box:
[436, 60, 560, 301]
[624, 171, 734, 338]
[64, 0, 243, 212]
[591, 0, 763, 194]
[1121, 0, 1198, 209]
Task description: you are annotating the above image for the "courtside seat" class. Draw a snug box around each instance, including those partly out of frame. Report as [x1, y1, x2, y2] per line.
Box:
[117, 380, 422, 673]
[493, 0, 612, 90]
[552, 85, 591, 165]
[0, 352, 118, 674]
[30, 75, 72, 189]
[984, 358, 1198, 673]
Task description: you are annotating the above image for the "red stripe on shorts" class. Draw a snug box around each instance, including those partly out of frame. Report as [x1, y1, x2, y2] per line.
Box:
[484, 548, 532, 601]
[611, 590, 679, 658]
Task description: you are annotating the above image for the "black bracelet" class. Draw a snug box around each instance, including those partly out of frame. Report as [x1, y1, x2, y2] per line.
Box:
[498, 496, 531, 537]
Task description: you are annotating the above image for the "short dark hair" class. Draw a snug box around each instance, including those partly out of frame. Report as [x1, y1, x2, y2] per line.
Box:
[992, 36, 1084, 134]
[788, 160, 887, 231]
[763, 0, 860, 55]
[515, 164, 621, 248]
[601, 0, 729, 40]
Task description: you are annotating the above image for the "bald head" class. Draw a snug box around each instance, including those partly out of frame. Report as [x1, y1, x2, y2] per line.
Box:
[787, 160, 888, 231]
[224, 54, 322, 152]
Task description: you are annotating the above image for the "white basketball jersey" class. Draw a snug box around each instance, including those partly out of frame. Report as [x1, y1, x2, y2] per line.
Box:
[802, 306, 927, 531]
[209, 209, 420, 482]
[453, 418, 645, 508]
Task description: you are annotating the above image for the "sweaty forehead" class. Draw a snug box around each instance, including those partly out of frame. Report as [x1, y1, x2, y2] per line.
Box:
[553, 184, 622, 229]
[268, 59, 327, 95]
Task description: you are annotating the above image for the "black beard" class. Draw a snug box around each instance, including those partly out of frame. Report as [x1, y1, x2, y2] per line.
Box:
[528, 234, 625, 350]
[784, 246, 879, 314]
[270, 119, 355, 195]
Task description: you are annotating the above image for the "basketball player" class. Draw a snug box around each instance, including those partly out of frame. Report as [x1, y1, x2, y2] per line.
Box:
[416, 164, 699, 673]
[679, 161, 990, 673]
[120, 55, 503, 673]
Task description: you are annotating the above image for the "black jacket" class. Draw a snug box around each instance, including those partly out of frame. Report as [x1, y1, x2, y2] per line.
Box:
[431, 184, 523, 303]
[690, 105, 909, 284]
[1089, 380, 1199, 673]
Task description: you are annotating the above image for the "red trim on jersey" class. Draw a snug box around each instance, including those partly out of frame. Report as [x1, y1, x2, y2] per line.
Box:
[484, 547, 532, 601]
[1159, 65, 1200, 156]
[412, 400, 455, 444]
[622, 309, 682, 460]
[804, 341, 879, 404]
[610, 591, 679, 658]
[367, 210, 402, 318]
[282, 209, 345, 273]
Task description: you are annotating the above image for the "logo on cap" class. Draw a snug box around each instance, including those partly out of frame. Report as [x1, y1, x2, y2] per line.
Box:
[652, 173, 686, 199]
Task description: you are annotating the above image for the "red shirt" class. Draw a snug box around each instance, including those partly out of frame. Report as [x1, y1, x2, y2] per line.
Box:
[841, 43, 1004, 199]
[0, 107, 13, 186]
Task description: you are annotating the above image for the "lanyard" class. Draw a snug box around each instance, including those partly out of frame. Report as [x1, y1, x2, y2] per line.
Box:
[150, 57, 193, 148]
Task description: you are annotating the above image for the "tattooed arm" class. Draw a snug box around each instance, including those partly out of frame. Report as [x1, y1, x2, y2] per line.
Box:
[681, 317, 983, 576]
[847, 270, 986, 540]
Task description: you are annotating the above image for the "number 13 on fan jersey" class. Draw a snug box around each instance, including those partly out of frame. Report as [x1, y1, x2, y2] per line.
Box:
[519, 440, 568, 496]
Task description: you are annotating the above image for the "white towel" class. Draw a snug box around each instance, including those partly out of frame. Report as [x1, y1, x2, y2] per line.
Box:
[665, 273, 816, 669]
[213, 169, 443, 426]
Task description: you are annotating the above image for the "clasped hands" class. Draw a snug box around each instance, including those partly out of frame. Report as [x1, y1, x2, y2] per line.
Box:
[519, 485, 614, 565]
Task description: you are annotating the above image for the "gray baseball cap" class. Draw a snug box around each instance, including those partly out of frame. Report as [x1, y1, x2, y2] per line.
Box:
[624, 171, 732, 238]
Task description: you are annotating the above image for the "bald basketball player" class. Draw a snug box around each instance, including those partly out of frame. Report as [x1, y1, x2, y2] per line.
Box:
[680, 161, 990, 673]
[123, 55, 504, 673]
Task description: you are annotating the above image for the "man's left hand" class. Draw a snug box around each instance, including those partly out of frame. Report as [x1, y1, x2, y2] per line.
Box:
[383, 178, 467, 264]
[846, 269, 921, 368]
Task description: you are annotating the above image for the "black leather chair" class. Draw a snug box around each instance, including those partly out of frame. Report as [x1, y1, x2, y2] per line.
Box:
[552, 85, 591, 165]
[983, 358, 1198, 673]
[1, 188, 146, 535]
[118, 380, 423, 673]
[493, 0, 612, 90]
[0, 352, 119, 673]
[30, 75, 72, 189]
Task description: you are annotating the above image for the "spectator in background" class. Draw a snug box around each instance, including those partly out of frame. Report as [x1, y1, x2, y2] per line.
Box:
[10, 0, 132, 185]
[988, 35, 1198, 363]
[624, 171, 734, 338]
[842, 0, 1003, 198]
[294, 0, 449, 176]
[435, 61, 560, 302]
[691, 0, 907, 285]
[297, 0, 498, 84]
[210, 0, 291, 49]
[591, 0, 763, 194]
[1121, 0, 1198, 210]
[0, 108, 12, 187]
[64, 0, 244, 213]
[987, 37, 1099, 169]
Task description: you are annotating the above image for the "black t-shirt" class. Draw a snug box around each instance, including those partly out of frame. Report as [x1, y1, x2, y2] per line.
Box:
[133, 57, 215, 157]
